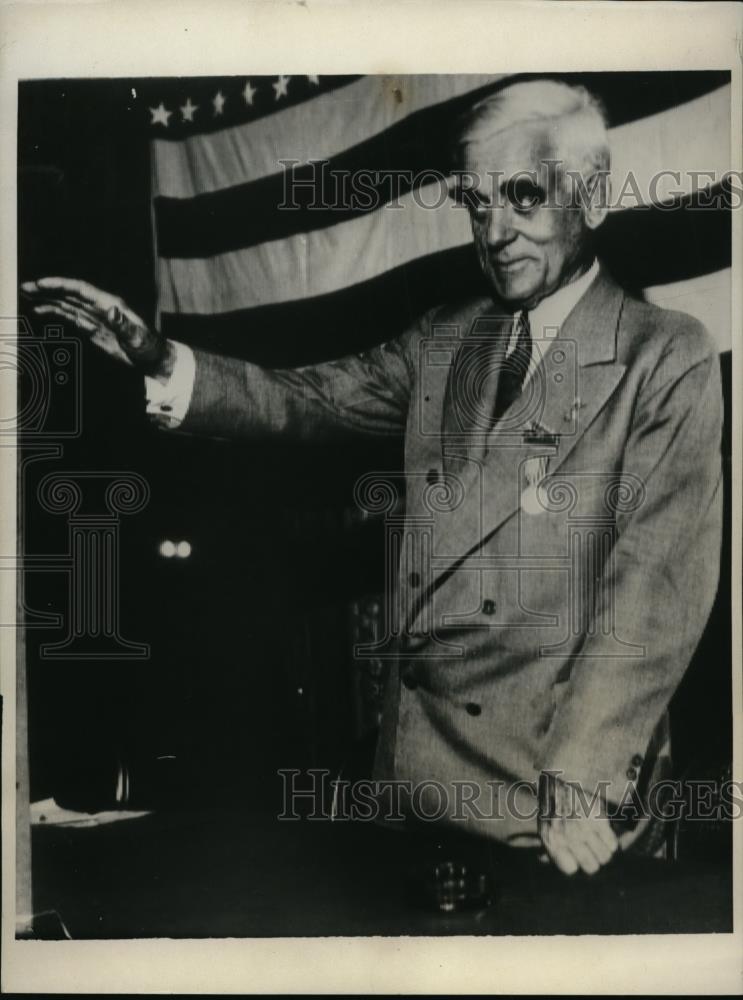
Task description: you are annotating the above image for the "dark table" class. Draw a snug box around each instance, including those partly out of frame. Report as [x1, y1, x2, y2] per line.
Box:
[30, 803, 732, 938]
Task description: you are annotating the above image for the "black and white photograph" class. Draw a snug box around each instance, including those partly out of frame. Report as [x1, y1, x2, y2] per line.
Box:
[2, 0, 741, 993]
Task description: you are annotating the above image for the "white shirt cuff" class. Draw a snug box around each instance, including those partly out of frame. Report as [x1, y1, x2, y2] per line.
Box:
[144, 340, 196, 429]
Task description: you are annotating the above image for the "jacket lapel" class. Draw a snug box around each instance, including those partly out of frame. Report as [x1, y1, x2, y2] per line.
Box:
[430, 267, 628, 568]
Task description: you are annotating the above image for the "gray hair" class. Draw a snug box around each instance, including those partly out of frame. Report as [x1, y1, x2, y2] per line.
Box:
[453, 78, 611, 177]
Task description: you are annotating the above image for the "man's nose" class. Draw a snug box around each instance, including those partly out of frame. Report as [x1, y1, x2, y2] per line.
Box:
[483, 205, 516, 248]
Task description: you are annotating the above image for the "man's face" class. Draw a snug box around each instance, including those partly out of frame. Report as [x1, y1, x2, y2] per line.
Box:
[459, 123, 591, 309]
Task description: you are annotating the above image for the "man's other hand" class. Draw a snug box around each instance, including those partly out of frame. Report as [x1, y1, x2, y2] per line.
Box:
[21, 277, 174, 380]
[537, 770, 619, 875]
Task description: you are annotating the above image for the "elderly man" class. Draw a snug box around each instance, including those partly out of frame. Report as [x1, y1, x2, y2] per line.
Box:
[23, 79, 723, 876]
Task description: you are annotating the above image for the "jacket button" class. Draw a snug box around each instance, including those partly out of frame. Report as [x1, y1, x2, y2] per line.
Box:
[409, 572, 421, 588]
[631, 754, 643, 767]
[465, 702, 482, 716]
[482, 599, 496, 615]
[626, 767, 637, 781]
[426, 468, 439, 485]
[402, 671, 418, 691]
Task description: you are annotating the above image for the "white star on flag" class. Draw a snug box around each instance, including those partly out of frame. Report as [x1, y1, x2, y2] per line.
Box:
[242, 80, 257, 106]
[180, 98, 199, 122]
[213, 90, 226, 116]
[273, 76, 290, 100]
[307, 75, 320, 86]
[149, 102, 172, 127]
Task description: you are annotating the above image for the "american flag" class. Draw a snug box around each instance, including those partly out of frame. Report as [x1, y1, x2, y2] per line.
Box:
[142, 72, 731, 367]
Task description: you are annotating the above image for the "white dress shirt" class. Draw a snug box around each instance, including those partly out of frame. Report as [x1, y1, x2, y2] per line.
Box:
[144, 339, 196, 429]
[515, 257, 600, 389]
[145, 259, 601, 428]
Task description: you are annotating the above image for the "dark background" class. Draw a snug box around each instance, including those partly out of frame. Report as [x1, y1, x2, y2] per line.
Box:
[18, 78, 733, 815]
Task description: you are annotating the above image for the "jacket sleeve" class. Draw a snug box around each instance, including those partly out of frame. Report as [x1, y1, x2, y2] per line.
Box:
[177, 320, 424, 442]
[535, 318, 724, 804]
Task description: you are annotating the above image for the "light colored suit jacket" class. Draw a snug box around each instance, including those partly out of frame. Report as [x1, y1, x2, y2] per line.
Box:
[180, 267, 723, 846]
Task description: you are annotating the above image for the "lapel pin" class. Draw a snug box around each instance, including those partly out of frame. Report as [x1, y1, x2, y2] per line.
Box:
[563, 397, 585, 423]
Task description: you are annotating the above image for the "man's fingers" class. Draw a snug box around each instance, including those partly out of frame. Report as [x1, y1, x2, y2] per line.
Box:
[33, 290, 141, 333]
[107, 303, 132, 332]
[34, 302, 134, 366]
[23, 279, 149, 332]
[33, 297, 99, 325]
[541, 825, 580, 876]
[106, 304, 143, 345]
[89, 329, 136, 366]
[32, 303, 72, 321]
[541, 818, 618, 876]
[33, 276, 108, 305]
[26, 277, 123, 315]
[583, 827, 616, 866]
[593, 815, 619, 854]
[105, 305, 152, 354]
[24, 276, 90, 297]
[23, 284, 89, 317]
[30, 293, 142, 340]
[51, 291, 109, 316]
[32, 302, 98, 334]
[563, 825, 608, 875]
[23, 287, 111, 323]
[545, 840, 580, 876]
[567, 837, 601, 875]
[592, 820, 619, 864]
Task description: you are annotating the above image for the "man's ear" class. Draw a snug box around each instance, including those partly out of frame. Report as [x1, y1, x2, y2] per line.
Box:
[582, 172, 611, 231]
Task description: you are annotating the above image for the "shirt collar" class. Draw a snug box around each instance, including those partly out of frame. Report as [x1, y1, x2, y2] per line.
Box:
[526, 258, 600, 338]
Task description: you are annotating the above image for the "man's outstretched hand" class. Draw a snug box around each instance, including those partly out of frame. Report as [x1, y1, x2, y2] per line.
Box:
[21, 277, 174, 381]
[537, 770, 620, 875]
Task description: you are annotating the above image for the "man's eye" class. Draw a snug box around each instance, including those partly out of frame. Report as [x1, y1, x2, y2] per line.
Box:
[450, 187, 488, 216]
[506, 178, 544, 212]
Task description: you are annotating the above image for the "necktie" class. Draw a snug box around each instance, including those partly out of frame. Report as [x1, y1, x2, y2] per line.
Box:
[444, 311, 532, 466]
[494, 310, 532, 421]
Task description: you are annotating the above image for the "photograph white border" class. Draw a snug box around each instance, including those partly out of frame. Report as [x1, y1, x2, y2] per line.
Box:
[1, 0, 741, 993]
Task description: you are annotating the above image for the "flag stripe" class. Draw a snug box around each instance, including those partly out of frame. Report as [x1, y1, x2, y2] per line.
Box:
[153, 72, 729, 199]
[153, 84, 731, 260]
[643, 269, 731, 353]
[609, 85, 731, 207]
[157, 181, 730, 316]
[159, 243, 492, 365]
[597, 181, 732, 289]
[159, 259, 732, 367]
[150, 72, 732, 362]
[157, 181, 469, 313]
[152, 74, 505, 198]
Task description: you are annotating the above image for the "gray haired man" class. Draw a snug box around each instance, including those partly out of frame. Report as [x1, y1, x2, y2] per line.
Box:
[23, 79, 723, 875]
